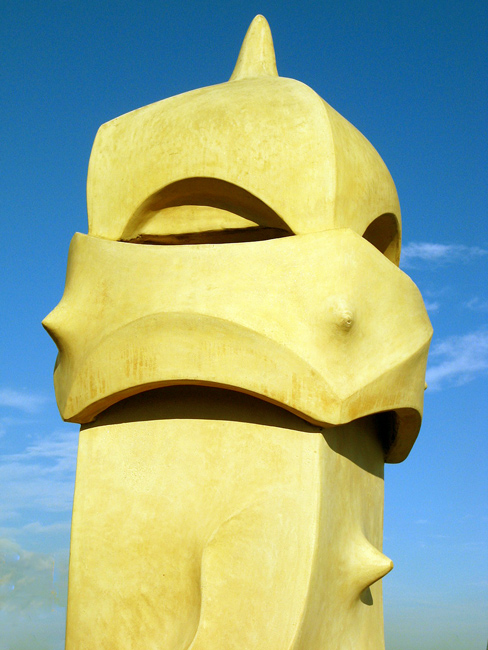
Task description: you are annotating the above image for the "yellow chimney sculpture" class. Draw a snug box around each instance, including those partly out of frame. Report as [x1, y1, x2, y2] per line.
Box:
[44, 16, 432, 650]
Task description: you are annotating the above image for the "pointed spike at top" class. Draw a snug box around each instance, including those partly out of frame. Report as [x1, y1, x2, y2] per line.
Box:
[230, 15, 278, 81]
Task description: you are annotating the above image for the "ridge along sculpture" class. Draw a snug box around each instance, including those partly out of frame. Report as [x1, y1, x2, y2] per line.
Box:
[43, 15, 432, 650]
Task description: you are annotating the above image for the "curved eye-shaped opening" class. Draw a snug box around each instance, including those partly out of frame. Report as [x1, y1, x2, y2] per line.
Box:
[362, 213, 400, 265]
[121, 177, 293, 244]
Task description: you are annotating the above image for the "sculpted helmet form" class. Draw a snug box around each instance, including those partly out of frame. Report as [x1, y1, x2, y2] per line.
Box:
[44, 16, 431, 463]
[44, 16, 432, 650]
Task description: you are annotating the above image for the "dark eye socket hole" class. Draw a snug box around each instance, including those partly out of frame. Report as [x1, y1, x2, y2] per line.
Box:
[362, 214, 400, 264]
[130, 226, 292, 245]
[120, 177, 294, 245]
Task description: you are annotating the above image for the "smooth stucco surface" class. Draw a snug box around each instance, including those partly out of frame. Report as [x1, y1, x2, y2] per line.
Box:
[67, 390, 390, 650]
[44, 14, 431, 649]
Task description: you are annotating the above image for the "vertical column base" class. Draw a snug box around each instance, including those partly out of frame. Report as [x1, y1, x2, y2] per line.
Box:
[66, 390, 388, 650]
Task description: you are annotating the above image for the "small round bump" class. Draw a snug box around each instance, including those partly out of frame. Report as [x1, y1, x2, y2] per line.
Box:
[326, 297, 355, 333]
[338, 311, 354, 331]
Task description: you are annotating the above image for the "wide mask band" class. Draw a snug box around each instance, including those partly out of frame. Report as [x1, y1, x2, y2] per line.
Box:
[43, 230, 432, 462]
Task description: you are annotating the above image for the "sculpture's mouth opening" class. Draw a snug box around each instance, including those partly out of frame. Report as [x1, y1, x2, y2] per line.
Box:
[84, 384, 322, 432]
[84, 382, 400, 466]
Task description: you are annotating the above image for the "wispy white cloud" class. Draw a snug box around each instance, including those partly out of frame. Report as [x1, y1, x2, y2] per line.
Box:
[420, 287, 453, 313]
[465, 296, 488, 312]
[423, 299, 440, 313]
[0, 416, 36, 427]
[6, 432, 79, 466]
[0, 416, 37, 441]
[0, 429, 78, 522]
[0, 389, 48, 414]
[426, 328, 488, 390]
[0, 606, 67, 650]
[0, 538, 68, 612]
[20, 522, 71, 535]
[401, 242, 487, 268]
[462, 541, 486, 550]
[0, 521, 72, 545]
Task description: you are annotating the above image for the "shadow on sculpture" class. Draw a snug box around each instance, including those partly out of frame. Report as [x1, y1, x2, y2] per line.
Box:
[44, 14, 431, 650]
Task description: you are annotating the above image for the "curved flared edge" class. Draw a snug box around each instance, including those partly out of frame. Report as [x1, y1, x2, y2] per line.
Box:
[53, 311, 428, 463]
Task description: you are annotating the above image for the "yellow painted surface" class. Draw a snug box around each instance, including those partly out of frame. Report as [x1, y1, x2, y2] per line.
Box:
[44, 14, 432, 649]
[67, 389, 389, 650]
[86, 18, 401, 264]
[45, 229, 431, 462]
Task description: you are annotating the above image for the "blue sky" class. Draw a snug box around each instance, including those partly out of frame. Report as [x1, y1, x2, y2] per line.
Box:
[1, 0, 487, 648]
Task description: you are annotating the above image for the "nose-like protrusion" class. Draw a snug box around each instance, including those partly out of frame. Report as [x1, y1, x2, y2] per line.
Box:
[348, 535, 394, 596]
[42, 306, 65, 352]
